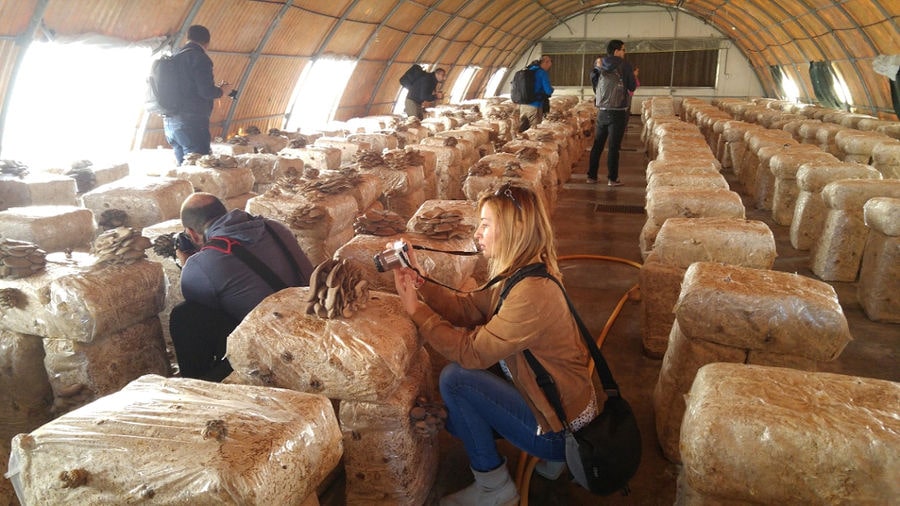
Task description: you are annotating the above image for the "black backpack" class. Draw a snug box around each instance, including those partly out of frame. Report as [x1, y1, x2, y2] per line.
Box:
[510, 67, 537, 104]
[145, 50, 187, 116]
[399, 64, 426, 89]
[595, 67, 627, 109]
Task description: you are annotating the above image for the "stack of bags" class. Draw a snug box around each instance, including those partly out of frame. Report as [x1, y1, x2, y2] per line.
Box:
[226, 282, 439, 505]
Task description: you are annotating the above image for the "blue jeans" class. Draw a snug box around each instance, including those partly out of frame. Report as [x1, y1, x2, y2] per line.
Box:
[440, 363, 567, 472]
[164, 113, 212, 165]
[588, 109, 629, 182]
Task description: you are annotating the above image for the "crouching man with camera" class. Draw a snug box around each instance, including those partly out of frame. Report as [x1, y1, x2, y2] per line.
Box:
[171, 192, 314, 381]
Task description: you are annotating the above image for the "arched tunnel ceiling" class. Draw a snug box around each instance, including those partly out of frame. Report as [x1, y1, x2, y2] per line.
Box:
[0, 0, 898, 146]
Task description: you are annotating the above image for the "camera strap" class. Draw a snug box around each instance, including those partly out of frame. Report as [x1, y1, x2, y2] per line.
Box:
[411, 244, 481, 255]
[405, 244, 491, 293]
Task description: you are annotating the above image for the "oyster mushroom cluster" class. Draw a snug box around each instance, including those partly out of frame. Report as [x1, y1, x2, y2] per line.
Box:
[304, 168, 361, 194]
[383, 149, 418, 171]
[152, 233, 178, 260]
[267, 175, 306, 196]
[545, 110, 570, 122]
[412, 207, 473, 240]
[468, 160, 493, 177]
[226, 135, 250, 145]
[354, 149, 385, 170]
[305, 258, 369, 319]
[503, 161, 523, 178]
[287, 203, 327, 230]
[92, 227, 152, 265]
[0, 159, 29, 177]
[201, 419, 228, 441]
[442, 136, 458, 147]
[404, 149, 425, 167]
[287, 136, 309, 148]
[487, 108, 512, 120]
[188, 154, 239, 169]
[59, 468, 90, 489]
[66, 163, 97, 193]
[515, 146, 540, 162]
[0, 287, 26, 310]
[354, 209, 407, 236]
[0, 239, 47, 279]
[409, 396, 448, 437]
[98, 209, 128, 230]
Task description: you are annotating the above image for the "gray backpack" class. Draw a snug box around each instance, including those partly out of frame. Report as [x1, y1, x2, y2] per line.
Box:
[595, 68, 626, 109]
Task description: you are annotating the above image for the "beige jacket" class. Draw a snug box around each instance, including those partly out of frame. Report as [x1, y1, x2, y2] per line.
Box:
[412, 273, 597, 433]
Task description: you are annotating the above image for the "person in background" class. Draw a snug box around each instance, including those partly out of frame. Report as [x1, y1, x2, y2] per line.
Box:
[171, 192, 314, 381]
[518, 55, 554, 132]
[587, 40, 638, 186]
[590, 55, 603, 92]
[631, 65, 641, 97]
[164, 25, 234, 165]
[405, 68, 446, 119]
[392, 183, 597, 506]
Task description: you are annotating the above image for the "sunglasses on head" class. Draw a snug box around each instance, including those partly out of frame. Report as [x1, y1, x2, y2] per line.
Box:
[495, 182, 523, 212]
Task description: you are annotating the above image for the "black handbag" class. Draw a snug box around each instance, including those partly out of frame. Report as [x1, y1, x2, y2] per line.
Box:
[497, 263, 641, 495]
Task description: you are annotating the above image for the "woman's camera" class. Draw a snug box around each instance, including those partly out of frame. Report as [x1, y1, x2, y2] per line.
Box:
[373, 240, 411, 272]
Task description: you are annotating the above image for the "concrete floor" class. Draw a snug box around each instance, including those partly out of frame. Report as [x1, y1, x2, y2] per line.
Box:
[323, 116, 899, 505]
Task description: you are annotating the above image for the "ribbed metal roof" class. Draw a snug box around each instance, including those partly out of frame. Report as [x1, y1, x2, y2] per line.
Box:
[0, 0, 897, 149]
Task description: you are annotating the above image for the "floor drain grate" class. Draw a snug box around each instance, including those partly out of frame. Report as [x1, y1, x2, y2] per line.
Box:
[593, 203, 645, 214]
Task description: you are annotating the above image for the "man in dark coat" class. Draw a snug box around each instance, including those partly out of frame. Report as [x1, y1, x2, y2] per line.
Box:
[163, 25, 234, 165]
[405, 68, 446, 119]
[587, 40, 638, 186]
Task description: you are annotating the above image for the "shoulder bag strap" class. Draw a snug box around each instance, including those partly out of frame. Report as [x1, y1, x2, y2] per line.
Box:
[203, 237, 288, 292]
[493, 264, 623, 429]
[262, 221, 304, 284]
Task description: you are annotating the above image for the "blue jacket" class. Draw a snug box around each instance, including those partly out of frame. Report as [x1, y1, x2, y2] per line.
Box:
[174, 41, 223, 117]
[180, 209, 314, 320]
[528, 64, 554, 108]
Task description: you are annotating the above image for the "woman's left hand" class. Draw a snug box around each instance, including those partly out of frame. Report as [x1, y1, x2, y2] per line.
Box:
[393, 267, 424, 315]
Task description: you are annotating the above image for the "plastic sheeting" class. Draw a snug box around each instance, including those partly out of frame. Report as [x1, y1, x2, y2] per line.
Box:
[0, 252, 165, 342]
[227, 288, 419, 402]
[681, 363, 900, 504]
[7, 374, 342, 505]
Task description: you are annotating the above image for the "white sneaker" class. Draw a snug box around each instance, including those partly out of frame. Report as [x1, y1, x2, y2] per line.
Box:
[534, 459, 566, 480]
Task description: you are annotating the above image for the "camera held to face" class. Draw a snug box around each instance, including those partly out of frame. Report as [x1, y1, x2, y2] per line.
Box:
[175, 231, 198, 255]
[373, 240, 411, 273]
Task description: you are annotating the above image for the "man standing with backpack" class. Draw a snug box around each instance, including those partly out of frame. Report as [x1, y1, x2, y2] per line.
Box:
[404, 67, 446, 120]
[164, 25, 233, 165]
[516, 55, 554, 132]
[587, 40, 638, 186]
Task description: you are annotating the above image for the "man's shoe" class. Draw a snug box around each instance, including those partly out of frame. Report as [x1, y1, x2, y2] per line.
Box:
[607, 180, 624, 187]
[586, 177, 598, 184]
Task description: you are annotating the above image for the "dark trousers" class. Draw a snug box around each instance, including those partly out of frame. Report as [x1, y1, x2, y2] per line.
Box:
[163, 113, 212, 165]
[170, 301, 239, 381]
[588, 109, 629, 182]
